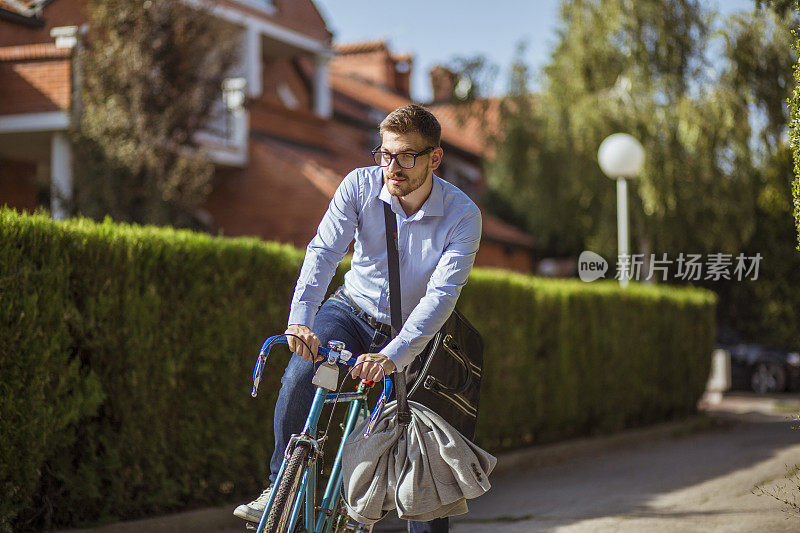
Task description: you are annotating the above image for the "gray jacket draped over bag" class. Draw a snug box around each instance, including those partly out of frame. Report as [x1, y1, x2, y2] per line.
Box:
[340, 400, 497, 524]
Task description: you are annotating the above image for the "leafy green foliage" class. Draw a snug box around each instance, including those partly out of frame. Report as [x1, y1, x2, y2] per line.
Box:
[482, 45, 588, 256]
[72, 0, 240, 227]
[0, 214, 104, 532]
[444, 55, 499, 102]
[707, 4, 800, 348]
[2, 209, 308, 530]
[758, 0, 796, 18]
[724, 9, 796, 153]
[482, 1, 792, 259]
[477, 0, 798, 349]
[790, 2, 800, 249]
[0, 208, 715, 528]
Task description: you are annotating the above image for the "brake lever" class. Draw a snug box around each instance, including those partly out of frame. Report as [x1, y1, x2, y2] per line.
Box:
[361, 372, 393, 438]
[251, 353, 266, 397]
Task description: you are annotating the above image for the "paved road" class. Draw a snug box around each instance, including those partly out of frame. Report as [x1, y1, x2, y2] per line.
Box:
[61, 393, 800, 533]
[450, 393, 800, 533]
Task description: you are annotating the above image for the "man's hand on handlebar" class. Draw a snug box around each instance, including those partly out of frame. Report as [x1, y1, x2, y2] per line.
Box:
[285, 324, 322, 362]
[350, 353, 396, 383]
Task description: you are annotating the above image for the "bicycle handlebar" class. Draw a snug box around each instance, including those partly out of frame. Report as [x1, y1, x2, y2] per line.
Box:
[249, 334, 393, 437]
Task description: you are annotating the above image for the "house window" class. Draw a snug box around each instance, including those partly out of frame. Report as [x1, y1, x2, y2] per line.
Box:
[277, 83, 300, 109]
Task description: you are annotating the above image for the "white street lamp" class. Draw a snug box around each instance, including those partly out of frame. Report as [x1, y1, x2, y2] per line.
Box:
[598, 133, 645, 287]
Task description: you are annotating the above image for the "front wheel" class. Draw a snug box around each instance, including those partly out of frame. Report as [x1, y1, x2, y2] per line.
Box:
[751, 362, 787, 394]
[263, 442, 311, 532]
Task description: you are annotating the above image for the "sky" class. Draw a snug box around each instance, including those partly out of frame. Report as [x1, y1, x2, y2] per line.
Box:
[314, 0, 759, 102]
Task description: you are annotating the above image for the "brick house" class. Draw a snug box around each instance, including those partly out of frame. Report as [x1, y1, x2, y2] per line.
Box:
[0, 0, 336, 222]
[0, 0, 535, 272]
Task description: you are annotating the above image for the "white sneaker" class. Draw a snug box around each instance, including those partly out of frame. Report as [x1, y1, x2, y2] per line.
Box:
[233, 486, 272, 523]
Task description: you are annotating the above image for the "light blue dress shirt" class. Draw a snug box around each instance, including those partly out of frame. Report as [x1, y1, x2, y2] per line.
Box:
[288, 165, 482, 370]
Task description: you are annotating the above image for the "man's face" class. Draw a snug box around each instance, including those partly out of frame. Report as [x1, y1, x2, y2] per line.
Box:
[379, 131, 437, 197]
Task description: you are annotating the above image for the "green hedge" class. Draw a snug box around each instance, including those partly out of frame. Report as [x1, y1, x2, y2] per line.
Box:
[459, 270, 715, 449]
[0, 208, 716, 530]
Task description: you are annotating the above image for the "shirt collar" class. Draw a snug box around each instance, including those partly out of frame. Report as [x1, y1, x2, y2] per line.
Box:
[378, 175, 445, 219]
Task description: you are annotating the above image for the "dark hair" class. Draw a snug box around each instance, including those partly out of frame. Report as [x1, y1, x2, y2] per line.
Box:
[379, 104, 441, 147]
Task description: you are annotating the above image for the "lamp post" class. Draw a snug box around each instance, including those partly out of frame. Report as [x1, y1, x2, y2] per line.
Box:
[598, 133, 645, 288]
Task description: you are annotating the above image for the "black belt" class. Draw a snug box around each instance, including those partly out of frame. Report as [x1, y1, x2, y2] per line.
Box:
[336, 288, 394, 338]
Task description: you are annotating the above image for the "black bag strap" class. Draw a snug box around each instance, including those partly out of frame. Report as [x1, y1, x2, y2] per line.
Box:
[383, 201, 411, 427]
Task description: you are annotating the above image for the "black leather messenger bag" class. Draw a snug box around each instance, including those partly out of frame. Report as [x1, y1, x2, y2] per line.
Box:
[383, 202, 484, 440]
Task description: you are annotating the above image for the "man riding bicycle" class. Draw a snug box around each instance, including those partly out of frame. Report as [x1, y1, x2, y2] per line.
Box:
[234, 104, 482, 533]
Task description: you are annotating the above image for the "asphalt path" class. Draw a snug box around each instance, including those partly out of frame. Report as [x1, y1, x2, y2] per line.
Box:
[450, 393, 800, 532]
[59, 393, 800, 533]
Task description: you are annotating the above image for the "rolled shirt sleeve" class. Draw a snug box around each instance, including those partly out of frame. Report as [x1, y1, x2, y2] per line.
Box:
[381, 208, 482, 370]
[288, 170, 360, 329]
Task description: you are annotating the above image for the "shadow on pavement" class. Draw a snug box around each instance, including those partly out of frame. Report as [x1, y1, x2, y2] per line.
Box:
[451, 396, 800, 532]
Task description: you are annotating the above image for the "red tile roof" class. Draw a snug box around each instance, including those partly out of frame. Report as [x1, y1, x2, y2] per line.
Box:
[207, 137, 335, 247]
[334, 41, 387, 55]
[0, 52, 72, 114]
[329, 71, 486, 157]
[266, 140, 343, 199]
[0, 43, 71, 61]
[428, 97, 503, 158]
[480, 212, 535, 248]
[333, 41, 412, 64]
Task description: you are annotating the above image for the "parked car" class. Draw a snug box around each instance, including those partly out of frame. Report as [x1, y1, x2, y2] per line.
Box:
[717, 331, 800, 393]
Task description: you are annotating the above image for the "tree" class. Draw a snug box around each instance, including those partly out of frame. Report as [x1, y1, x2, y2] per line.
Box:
[73, 0, 240, 228]
[482, 44, 587, 256]
[542, 0, 759, 258]
[757, 0, 796, 18]
[483, 1, 762, 260]
[442, 55, 499, 102]
[715, 4, 800, 346]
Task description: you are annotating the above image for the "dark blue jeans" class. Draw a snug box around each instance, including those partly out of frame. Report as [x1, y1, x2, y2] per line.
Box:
[270, 291, 449, 533]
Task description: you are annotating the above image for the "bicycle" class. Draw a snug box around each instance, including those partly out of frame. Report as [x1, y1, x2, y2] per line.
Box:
[247, 334, 393, 533]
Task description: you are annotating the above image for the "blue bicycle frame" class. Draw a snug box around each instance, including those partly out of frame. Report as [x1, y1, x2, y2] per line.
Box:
[249, 334, 393, 533]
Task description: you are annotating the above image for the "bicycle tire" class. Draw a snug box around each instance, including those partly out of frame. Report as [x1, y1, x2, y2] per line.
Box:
[263, 442, 311, 532]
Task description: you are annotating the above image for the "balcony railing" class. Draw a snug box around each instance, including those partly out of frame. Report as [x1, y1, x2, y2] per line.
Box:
[196, 78, 248, 167]
[204, 103, 236, 142]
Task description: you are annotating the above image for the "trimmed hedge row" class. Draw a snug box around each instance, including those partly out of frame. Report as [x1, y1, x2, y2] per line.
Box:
[1, 209, 320, 530]
[459, 270, 716, 449]
[0, 208, 716, 530]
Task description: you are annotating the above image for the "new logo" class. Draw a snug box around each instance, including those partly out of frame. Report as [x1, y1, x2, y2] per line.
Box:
[578, 251, 608, 282]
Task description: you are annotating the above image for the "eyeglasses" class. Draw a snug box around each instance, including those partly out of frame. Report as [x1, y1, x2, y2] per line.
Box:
[371, 146, 435, 169]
